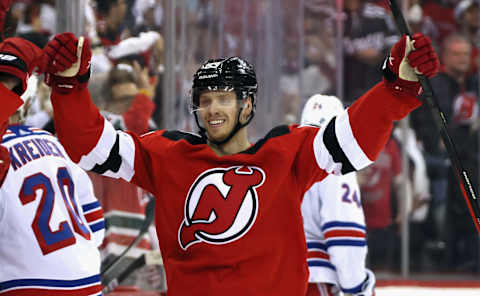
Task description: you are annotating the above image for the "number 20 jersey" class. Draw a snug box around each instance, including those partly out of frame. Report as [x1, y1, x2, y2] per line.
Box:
[0, 125, 104, 296]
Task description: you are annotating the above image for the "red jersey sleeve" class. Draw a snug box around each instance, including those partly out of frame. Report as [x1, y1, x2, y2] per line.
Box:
[50, 87, 157, 193]
[346, 82, 420, 162]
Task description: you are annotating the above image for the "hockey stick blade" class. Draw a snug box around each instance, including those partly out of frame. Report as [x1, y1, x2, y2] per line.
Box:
[102, 251, 164, 294]
[101, 196, 156, 276]
[387, 0, 480, 235]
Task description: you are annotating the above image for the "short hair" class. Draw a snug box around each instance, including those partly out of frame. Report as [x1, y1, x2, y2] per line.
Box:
[95, 0, 122, 16]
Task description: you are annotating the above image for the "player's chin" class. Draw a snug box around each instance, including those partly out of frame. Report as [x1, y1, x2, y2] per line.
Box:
[206, 130, 229, 143]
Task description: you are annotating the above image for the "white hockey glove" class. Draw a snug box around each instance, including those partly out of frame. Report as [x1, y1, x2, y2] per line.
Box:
[344, 268, 376, 296]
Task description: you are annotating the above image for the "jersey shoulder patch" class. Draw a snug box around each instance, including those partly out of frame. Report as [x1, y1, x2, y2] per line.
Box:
[242, 125, 291, 154]
[162, 130, 206, 145]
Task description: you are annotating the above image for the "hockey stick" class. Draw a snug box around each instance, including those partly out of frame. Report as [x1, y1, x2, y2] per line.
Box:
[101, 196, 156, 278]
[102, 251, 164, 294]
[387, 0, 480, 235]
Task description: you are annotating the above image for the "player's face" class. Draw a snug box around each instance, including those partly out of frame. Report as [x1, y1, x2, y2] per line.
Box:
[197, 91, 240, 142]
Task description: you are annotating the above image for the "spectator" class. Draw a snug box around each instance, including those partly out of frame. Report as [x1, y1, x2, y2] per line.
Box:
[132, 0, 163, 35]
[453, 0, 480, 73]
[95, 0, 128, 46]
[422, 0, 457, 46]
[343, 0, 398, 104]
[405, 0, 440, 49]
[14, 1, 50, 48]
[358, 135, 405, 271]
[393, 125, 431, 271]
[411, 33, 479, 271]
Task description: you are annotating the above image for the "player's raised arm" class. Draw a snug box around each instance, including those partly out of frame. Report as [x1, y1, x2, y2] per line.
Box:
[42, 33, 156, 193]
[316, 33, 439, 175]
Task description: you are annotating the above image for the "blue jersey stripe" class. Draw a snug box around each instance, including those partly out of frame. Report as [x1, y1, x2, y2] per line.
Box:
[2, 132, 52, 144]
[82, 201, 101, 212]
[342, 280, 365, 294]
[307, 259, 336, 270]
[90, 220, 105, 232]
[326, 239, 366, 248]
[0, 274, 100, 290]
[306, 241, 327, 250]
[321, 221, 366, 232]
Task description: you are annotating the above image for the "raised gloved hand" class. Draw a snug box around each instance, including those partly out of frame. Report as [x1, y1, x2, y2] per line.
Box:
[43, 32, 92, 94]
[383, 33, 439, 97]
[0, 37, 42, 96]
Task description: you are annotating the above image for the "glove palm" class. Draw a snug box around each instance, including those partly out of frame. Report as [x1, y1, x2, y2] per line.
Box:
[383, 33, 439, 96]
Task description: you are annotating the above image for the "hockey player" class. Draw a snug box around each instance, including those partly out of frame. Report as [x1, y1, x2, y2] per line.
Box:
[300, 95, 374, 296]
[0, 37, 105, 295]
[41, 32, 439, 295]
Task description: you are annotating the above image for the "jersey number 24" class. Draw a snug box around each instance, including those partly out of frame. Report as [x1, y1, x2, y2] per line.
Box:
[341, 183, 361, 208]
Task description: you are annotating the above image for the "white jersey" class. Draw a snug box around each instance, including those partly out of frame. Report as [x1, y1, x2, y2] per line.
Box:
[301, 172, 368, 294]
[0, 125, 105, 296]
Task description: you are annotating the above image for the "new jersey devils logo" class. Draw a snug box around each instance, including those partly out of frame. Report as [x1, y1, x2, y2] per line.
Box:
[178, 166, 265, 250]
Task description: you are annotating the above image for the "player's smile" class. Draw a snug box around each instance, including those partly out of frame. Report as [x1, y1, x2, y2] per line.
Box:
[205, 113, 234, 139]
[198, 91, 239, 140]
[208, 118, 226, 127]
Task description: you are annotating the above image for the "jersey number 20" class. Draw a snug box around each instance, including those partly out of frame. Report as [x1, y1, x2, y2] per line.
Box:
[19, 167, 91, 255]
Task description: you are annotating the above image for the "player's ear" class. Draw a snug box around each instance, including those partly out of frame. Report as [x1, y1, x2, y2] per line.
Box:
[240, 97, 253, 123]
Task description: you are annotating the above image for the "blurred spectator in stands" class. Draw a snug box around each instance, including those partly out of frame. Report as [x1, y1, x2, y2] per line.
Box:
[406, 0, 440, 50]
[343, 0, 398, 104]
[453, 0, 480, 73]
[280, 8, 336, 124]
[132, 0, 163, 35]
[422, 0, 457, 46]
[446, 88, 480, 272]
[393, 125, 431, 271]
[102, 61, 156, 132]
[411, 33, 479, 270]
[14, 1, 53, 48]
[95, 0, 129, 46]
[358, 136, 404, 271]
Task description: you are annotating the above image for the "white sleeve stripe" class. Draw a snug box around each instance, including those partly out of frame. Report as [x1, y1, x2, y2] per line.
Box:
[101, 131, 135, 181]
[77, 120, 135, 181]
[335, 111, 373, 170]
[78, 118, 117, 170]
[313, 128, 343, 175]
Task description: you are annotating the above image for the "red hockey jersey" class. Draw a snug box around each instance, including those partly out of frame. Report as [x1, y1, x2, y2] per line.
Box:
[50, 81, 420, 296]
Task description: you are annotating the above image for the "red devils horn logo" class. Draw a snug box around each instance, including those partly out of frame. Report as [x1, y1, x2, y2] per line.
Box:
[178, 166, 265, 250]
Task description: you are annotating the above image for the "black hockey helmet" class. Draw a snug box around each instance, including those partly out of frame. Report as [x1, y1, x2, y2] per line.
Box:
[191, 57, 257, 111]
[190, 57, 258, 145]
